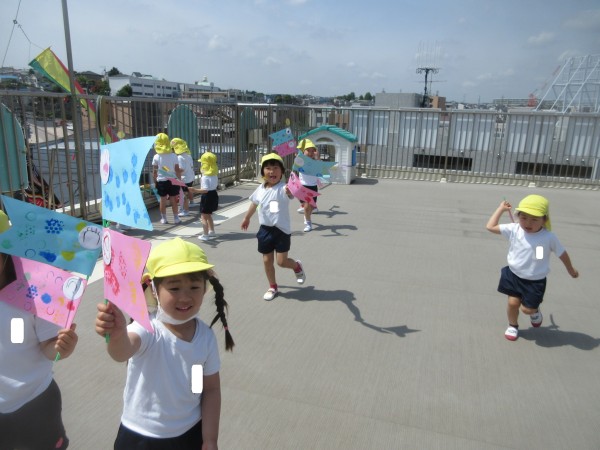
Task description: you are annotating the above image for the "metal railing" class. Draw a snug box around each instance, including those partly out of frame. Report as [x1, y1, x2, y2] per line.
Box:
[1, 91, 599, 221]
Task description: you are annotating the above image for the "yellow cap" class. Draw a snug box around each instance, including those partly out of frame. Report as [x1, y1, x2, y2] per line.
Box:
[171, 138, 190, 155]
[154, 133, 171, 154]
[199, 152, 219, 176]
[144, 237, 214, 279]
[515, 194, 551, 231]
[0, 210, 10, 233]
[260, 152, 285, 177]
[297, 138, 316, 150]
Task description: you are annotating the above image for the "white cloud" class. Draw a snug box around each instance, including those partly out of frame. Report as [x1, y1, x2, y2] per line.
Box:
[208, 35, 228, 51]
[528, 32, 555, 45]
[563, 9, 600, 30]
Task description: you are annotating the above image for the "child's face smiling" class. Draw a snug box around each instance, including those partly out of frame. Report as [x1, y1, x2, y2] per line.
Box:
[263, 162, 283, 185]
[157, 274, 205, 322]
[518, 212, 546, 233]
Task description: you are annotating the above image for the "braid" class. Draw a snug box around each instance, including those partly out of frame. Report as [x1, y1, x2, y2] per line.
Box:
[208, 274, 235, 351]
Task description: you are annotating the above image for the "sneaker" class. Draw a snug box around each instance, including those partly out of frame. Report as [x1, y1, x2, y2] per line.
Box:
[530, 310, 543, 327]
[178, 210, 190, 217]
[303, 223, 312, 232]
[504, 326, 518, 341]
[297, 206, 304, 213]
[207, 230, 217, 238]
[263, 288, 278, 301]
[198, 235, 210, 241]
[160, 217, 168, 224]
[294, 261, 306, 284]
[174, 217, 182, 225]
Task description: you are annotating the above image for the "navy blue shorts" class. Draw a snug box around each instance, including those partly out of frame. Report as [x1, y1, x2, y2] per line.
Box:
[257, 225, 291, 254]
[156, 180, 180, 197]
[114, 420, 202, 450]
[0, 379, 69, 450]
[497, 266, 546, 309]
[200, 190, 219, 214]
[181, 181, 193, 192]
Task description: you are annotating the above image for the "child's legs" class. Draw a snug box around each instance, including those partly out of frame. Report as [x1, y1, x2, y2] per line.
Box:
[159, 196, 168, 214]
[507, 296, 521, 326]
[169, 195, 179, 215]
[263, 252, 276, 285]
[276, 251, 297, 270]
[200, 213, 211, 234]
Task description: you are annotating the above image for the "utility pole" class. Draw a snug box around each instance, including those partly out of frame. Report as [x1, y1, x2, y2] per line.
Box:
[416, 67, 439, 108]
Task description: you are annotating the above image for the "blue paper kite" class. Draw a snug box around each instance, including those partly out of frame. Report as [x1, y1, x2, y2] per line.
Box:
[100, 136, 155, 230]
[292, 151, 338, 178]
[269, 128, 294, 147]
[0, 195, 103, 277]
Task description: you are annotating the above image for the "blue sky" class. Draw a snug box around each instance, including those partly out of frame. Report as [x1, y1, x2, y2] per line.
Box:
[1, 0, 599, 102]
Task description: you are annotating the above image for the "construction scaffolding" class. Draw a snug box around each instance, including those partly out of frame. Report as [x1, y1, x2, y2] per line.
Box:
[535, 54, 600, 113]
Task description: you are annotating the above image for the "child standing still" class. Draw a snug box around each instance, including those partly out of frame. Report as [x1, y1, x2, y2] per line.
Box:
[172, 138, 195, 217]
[0, 211, 78, 450]
[241, 153, 306, 301]
[152, 133, 181, 225]
[486, 194, 579, 341]
[190, 151, 219, 241]
[95, 237, 234, 449]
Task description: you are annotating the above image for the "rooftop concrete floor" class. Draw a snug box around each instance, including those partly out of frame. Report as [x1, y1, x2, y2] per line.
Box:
[53, 178, 600, 449]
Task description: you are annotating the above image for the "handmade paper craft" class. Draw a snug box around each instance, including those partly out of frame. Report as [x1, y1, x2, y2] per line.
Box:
[292, 151, 338, 178]
[0, 256, 86, 329]
[274, 140, 298, 158]
[269, 128, 294, 147]
[0, 195, 102, 277]
[103, 228, 153, 333]
[287, 172, 321, 207]
[157, 167, 187, 187]
[101, 136, 155, 231]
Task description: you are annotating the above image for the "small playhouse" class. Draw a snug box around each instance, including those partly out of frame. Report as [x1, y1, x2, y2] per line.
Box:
[297, 125, 358, 184]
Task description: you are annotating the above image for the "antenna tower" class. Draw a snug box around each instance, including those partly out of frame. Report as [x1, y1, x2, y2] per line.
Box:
[416, 42, 441, 107]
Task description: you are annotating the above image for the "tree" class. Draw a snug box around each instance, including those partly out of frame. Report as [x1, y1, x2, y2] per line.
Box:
[107, 67, 121, 76]
[364, 92, 373, 101]
[116, 84, 132, 97]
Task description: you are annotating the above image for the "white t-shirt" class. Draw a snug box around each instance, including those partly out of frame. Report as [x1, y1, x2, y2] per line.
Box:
[152, 153, 179, 181]
[299, 171, 319, 187]
[121, 316, 220, 438]
[249, 181, 292, 234]
[0, 301, 60, 413]
[201, 175, 218, 191]
[499, 222, 565, 280]
[177, 153, 195, 183]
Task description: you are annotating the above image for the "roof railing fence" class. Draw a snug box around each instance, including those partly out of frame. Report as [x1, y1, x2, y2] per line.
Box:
[1, 91, 598, 221]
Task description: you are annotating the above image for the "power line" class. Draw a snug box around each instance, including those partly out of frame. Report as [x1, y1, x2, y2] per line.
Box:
[2, 0, 45, 68]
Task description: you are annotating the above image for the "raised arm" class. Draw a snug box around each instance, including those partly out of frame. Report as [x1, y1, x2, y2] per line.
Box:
[486, 201, 512, 234]
[95, 301, 141, 362]
[40, 323, 78, 360]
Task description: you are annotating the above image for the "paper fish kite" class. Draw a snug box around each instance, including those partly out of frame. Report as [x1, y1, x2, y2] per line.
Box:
[269, 127, 294, 147]
[101, 136, 155, 231]
[1, 256, 86, 329]
[292, 151, 338, 178]
[157, 167, 186, 187]
[287, 172, 320, 207]
[273, 140, 298, 158]
[103, 228, 153, 333]
[0, 195, 103, 277]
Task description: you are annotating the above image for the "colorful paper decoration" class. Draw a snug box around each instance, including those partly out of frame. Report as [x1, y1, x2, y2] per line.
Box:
[292, 151, 338, 178]
[100, 136, 155, 230]
[287, 172, 321, 207]
[0, 195, 103, 277]
[274, 140, 298, 157]
[1, 256, 86, 329]
[269, 128, 294, 146]
[102, 229, 153, 333]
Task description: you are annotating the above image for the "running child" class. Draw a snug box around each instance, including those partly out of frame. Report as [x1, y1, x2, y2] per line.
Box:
[172, 138, 195, 217]
[241, 153, 306, 301]
[189, 151, 219, 241]
[152, 133, 181, 225]
[486, 194, 579, 341]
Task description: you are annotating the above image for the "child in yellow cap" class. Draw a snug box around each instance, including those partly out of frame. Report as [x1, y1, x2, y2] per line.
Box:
[152, 133, 181, 225]
[188, 151, 220, 241]
[95, 237, 234, 449]
[0, 210, 78, 450]
[171, 138, 195, 217]
[241, 153, 306, 301]
[296, 138, 320, 232]
[486, 195, 579, 341]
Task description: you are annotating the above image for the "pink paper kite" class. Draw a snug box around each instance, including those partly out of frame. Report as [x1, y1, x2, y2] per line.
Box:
[274, 140, 298, 158]
[0, 256, 87, 329]
[103, 228, 153, 333]
[287, 172, 320, 207]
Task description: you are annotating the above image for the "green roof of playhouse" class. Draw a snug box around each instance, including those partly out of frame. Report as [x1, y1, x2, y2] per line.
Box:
[298, 125, 357, 143]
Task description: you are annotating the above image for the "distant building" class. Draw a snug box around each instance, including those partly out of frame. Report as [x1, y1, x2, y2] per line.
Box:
[375, 91, 446, 110]
[108, 73, 180, 98]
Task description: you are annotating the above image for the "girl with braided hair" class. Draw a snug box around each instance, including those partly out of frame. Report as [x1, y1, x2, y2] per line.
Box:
[95, 237, 233, 450]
